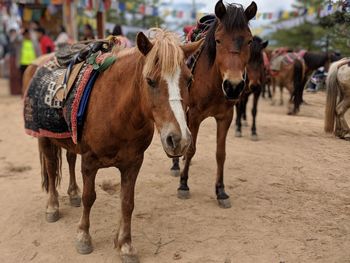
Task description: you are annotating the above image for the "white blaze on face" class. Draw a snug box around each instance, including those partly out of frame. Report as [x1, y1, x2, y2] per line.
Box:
[164, 67, 189, 141]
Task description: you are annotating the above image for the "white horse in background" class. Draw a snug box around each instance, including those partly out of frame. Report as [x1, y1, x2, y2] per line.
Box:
[325, 58, 350, 140]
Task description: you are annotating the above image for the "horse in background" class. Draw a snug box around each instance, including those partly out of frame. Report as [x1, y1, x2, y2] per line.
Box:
[269, 49, 341, 113]
[235, 36, 268, 140]
[23, 29, 201, 263]
[269, 48, 305, 115]
[325, 58, 350, 140]
[171, 1, 257, 208]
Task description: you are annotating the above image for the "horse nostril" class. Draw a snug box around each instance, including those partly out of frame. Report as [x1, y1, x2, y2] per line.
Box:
[166, 133, 181, 150]
[237, 80, 245, 91]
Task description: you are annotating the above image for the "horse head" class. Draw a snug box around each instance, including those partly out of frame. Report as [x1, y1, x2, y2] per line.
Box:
[136, 29, 201, 157]
[207, 0, 257, 101]
[247, 36, 268, 90]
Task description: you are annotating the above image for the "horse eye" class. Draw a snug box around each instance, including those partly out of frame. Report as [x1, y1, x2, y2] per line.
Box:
[215, 39, 221, 44]
[146, 78, 157, 88]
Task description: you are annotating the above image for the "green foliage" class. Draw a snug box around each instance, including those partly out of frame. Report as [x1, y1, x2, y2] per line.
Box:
[106, 0, 163, 29]
[268, 0, 350, 56]
[269, 22, 327, 51]
[319, 11, 350, 55]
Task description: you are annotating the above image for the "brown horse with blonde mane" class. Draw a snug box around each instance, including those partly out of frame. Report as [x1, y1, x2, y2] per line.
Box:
[23, 29, 201, 263]
[171, 0, 257, 208]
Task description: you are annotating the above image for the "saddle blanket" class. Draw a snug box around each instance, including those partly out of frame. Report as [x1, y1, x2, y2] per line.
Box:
[270, 50, 306, 72]
[24, 52, 114, 143]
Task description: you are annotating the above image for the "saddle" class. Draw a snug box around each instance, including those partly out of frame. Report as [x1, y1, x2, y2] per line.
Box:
[44, 39, 117, 108]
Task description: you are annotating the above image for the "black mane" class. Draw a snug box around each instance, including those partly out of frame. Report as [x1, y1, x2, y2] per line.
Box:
[204, 4, 250, 66]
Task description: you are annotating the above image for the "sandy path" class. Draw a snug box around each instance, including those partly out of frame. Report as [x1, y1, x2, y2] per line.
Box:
[0, 78, 350, 263]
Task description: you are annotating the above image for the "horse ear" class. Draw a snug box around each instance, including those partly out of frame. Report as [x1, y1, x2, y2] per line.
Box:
[215, 0, 226, 20]
[262, 40, 269, 49]
[136, 32, 153, 56]
[244, 2, 257, 21]
[181, 39, 204, 58]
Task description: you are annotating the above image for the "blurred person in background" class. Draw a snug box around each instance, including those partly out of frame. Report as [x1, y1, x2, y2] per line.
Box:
[19, 29, 38, 75]
[35, 27, 55, 54]
[55, 25, 71, 49]
[112, 24, 132, 48]
[83, 24, 95, 41]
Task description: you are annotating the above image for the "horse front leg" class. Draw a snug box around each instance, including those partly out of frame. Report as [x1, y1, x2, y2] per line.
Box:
[75, 154, 98, 255]
[38, 138, 61, 223]
[251, 89, 261, 141]
[178, 114, 201, 199]
[170, 157, 180, 177]
[279, 86, 284, 106]
[215, 108, 233, 208]
[66, 151, 81, 207]
[235, 102, 243, 137]
[271, 78, 276, 105]
[115, 156, 143, 263]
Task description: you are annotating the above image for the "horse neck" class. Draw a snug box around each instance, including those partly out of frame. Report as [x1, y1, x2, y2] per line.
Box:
[194, 50, 222, 89]
[105, 54, 149, 122]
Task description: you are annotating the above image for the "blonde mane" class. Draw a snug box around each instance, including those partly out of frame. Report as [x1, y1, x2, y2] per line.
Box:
[143, 28, 184, 78]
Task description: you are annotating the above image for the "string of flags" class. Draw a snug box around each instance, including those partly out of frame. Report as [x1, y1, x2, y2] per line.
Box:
[273, 1, 349, 30]
[253, 1, 349, 21]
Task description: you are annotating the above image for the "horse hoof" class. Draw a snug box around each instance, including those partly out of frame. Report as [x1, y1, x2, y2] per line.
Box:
[121, 254, 140, 263]
[46, 210, 59, 223]
[218, 198, 231, 209]
[69, 195, 81, 207]
[170, 169, 181, 177]
[251, 134, 258, 141]
[235, 131, 242, 138]
[177, 189, 190, 199]
[76, 231, 93, 255]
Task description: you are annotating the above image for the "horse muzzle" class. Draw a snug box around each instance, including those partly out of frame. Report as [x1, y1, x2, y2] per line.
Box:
[222, 79, 245, 101]
[161, 129, 191, 158]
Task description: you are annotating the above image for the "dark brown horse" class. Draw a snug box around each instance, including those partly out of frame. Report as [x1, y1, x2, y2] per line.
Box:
[23, 29, 201, 263]
[170, 1, 257, 208]
[235, 36, 268, 140]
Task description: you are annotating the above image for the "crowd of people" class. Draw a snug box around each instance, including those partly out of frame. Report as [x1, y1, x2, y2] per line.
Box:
[0, 22, 131, 95]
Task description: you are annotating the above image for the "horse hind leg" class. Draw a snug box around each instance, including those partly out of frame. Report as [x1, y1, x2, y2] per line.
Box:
[66, 151, 81, 207]
[38, 138, 62, 223]
[335, 98, 350, 139]
[215, 110, 233, 209]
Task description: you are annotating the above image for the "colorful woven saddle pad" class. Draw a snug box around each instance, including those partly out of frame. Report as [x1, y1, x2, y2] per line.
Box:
[24, 48, 116, 143]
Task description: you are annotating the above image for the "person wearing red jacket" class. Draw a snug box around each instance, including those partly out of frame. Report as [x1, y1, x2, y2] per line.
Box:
[35, 27, 55, 54]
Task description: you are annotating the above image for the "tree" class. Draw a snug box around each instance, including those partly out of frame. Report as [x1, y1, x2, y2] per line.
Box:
[268, 0, 350, 55]
[107, 0, 163, 29]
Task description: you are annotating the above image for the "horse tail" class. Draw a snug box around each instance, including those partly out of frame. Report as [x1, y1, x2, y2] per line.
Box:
[324, 62, 340, 133]
[39, 140, 62, 192]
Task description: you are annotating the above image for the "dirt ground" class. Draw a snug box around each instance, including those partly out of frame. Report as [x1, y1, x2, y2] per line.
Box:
[0, 77, 350, 263]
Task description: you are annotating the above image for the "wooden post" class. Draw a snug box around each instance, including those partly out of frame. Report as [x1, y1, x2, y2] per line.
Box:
[96, 11, 104, 39]
[63, 0, 77, 41]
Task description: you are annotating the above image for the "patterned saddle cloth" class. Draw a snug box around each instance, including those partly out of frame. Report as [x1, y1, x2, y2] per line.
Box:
[270, 50, 306, 72]
[24, 42, 117, 143]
